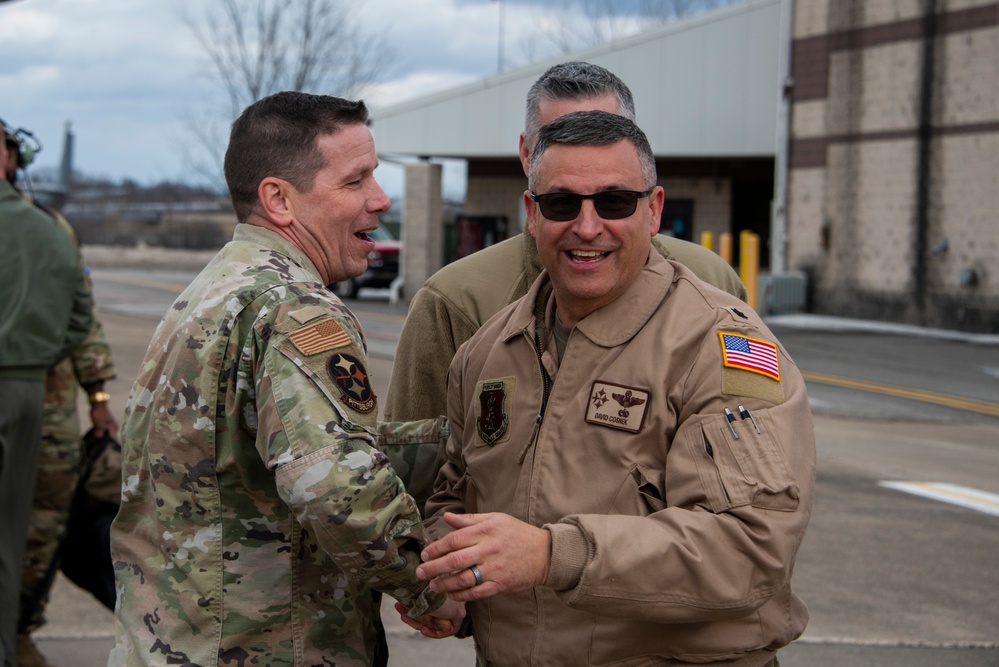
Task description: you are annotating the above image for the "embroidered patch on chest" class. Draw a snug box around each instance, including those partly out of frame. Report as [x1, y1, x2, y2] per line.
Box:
[585, 382, 649, 433]
[719, 332, 781, 381]
[327, 353, 376, 413]
[288, 319, 353, 356]
[476, 380, 511, 445]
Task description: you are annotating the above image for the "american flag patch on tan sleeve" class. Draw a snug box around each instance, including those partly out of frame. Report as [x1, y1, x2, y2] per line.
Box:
[719, 332, 780, 381]
[287, 319, 353, 356]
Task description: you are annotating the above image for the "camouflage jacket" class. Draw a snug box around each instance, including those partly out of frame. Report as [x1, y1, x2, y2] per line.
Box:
[44, 312, 116, 412]
[60, 205, 116, 388]
[109, 224, 446, 667]
[46, 209, 116, 409]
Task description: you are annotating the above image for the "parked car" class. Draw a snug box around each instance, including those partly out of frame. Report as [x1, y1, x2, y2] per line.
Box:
[334, 223, 401, 299]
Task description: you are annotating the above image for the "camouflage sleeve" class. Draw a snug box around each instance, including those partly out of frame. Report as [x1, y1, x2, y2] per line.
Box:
[47, 209, 94, 359]
[423, 353, 472, 540]
[61, 241, 94, 358]
[259, 323, 445, 617]
[45, 210, 116, 383]
[377, 417, 449, 513]
[71, 314, 117, 385]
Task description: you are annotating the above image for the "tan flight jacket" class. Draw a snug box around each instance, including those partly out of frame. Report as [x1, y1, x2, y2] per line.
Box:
[427, 252, 815, 666]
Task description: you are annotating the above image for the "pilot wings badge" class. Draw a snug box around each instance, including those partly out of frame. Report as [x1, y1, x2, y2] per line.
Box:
[585, 381, 649, 433]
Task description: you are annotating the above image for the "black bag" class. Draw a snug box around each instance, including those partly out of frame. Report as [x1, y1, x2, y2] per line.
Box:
[58, 428, 119, 610]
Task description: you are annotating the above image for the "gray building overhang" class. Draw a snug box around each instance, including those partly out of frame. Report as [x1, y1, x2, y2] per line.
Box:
[370, 0, 782, 161]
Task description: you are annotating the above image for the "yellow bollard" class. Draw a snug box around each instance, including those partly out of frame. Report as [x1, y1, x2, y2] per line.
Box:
[719, 232, 733, 265]
[739, 230, 759, 311]
[700, 231, 714, 252]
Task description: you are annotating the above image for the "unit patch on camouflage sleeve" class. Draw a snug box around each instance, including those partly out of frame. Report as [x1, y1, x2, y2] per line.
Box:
[719, 332, 780, 381]
[585, 381, 649, 433]
[288, 319, 353, 356]
[327, 352, 376, 413]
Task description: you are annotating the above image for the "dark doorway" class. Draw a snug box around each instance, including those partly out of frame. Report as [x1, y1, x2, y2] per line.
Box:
[659, 199, 694, 241]
[454, 215, 508, 260]
[730, 176, 774, 270]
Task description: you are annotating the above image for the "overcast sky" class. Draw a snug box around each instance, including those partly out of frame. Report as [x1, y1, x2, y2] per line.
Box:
[0, 0, 727, 196]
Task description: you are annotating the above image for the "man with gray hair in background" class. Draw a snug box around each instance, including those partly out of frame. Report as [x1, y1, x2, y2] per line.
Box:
[384, 62, 747, 509]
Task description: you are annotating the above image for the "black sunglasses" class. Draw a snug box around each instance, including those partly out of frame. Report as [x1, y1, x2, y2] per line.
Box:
[530, 188, 654, 222]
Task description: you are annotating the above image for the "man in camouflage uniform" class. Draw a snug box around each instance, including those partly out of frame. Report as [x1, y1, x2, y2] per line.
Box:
[3, 124, 119, 667]
[108, 92, 463, 667]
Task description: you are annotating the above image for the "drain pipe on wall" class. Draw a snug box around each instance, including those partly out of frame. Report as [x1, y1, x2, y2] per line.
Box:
[769, 0, 794, 275]
[914, 0, 937, 322]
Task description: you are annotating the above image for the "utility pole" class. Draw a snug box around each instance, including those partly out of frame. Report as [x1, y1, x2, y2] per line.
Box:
[494, 0, 506, 74]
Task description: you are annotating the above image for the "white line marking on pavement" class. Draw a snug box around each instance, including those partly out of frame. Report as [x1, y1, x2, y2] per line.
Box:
[796, 636, 999, 649]
[878, 481, 999, 517]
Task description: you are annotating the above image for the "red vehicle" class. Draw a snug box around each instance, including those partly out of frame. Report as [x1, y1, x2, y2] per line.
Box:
[334, 224, 401, 299]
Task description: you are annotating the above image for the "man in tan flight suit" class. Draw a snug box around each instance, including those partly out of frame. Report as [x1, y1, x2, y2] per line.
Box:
[412, 110, 815, 667]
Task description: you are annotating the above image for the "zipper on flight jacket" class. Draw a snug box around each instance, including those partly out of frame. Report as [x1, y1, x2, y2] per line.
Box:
[516, 327, 552, 464]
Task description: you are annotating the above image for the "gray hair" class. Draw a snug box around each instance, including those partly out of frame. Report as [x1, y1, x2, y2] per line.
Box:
[524, 61, 636, 148]
[528, 110, 657, 190]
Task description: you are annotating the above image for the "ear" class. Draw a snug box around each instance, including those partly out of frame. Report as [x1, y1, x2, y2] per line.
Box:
[258, 177, 294, 228]
[524, 190, 539, 237]
[518, 133, 531, 178]
[647, 185, 665, 237]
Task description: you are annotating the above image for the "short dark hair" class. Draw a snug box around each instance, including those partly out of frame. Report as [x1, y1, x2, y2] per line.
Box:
[529, 110, 657, 189]
[224, 92, 369, 221]
[524, 62, 636, 147]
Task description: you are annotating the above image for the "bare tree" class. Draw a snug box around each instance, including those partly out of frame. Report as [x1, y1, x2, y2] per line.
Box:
[519, 0, 744, 65]
[640, 0, 731, 21]
[180, 0, 392, 187]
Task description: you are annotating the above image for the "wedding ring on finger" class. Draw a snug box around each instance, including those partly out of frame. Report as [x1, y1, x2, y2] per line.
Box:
[469, 564, 484, 586]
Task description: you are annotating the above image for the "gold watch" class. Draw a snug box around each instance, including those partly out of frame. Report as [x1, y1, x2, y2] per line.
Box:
[88, 391, 111, 404]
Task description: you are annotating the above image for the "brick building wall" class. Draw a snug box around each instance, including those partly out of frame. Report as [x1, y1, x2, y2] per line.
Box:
[663, 178, 733, 241]
[786, 0, 999, 331]
[465, 173, 526, 231]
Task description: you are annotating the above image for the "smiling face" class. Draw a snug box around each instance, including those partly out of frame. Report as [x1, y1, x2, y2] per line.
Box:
[285, 123, 391, 286]
[526, 138, 663, 327]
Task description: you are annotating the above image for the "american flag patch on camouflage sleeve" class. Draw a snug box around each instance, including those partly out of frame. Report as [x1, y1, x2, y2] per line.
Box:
[719, 332, 780, 381]
[287, 319, 353, 356]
